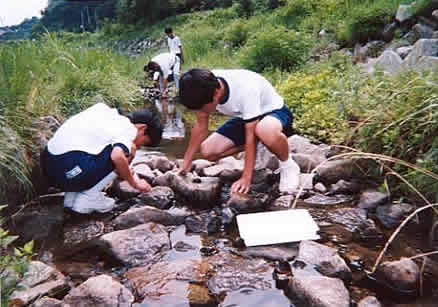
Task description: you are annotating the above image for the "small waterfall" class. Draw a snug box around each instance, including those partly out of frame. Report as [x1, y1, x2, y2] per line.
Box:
[154, 97, 185, 140]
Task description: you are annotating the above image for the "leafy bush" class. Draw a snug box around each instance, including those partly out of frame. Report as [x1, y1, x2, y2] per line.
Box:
[223, 18, 257, 48]
[274, 0, 317, 28]
[238, 25, 312, 72]
[338, 1, 399, 44]
[278, 69, 347, 143]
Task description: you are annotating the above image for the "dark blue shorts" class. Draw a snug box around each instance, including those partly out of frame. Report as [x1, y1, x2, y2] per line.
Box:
[216, 105, 294, 146]
[41, 143, 128, 192]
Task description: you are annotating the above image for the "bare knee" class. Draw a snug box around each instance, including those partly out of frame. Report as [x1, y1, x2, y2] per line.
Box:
[200, 143, 219, 161]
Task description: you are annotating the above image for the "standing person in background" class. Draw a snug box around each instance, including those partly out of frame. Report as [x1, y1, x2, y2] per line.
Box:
[146, 52, 180, 98]
[165, 27, 184, 64]
[177, 68, 301, 194]
[41, 103, 163, 214]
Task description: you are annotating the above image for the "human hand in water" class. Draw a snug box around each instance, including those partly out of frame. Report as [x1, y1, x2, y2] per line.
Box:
[231, 176, 251, 194]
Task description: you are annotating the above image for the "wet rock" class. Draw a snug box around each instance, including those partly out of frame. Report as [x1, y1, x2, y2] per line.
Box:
[293, 153, 325, 173]
[327, 180, 361, 195]
[97, 222, 170, 267]
[231, 244, 299, 262]
[62, 219, 105, 256]
[353, 218, 383, 244]
[382, 22, 398, 42]
[376, 203, 414, 229]
[297, 241, 351, 282]
[9, 195, 64, 245]
[314, 159, 362, 185]
[112, 179, 140, 200]
[375, 258, 420, 293]
[268, 195, 294, 211]
[153, 172, 222, 208]
[358, 296, 382, 307]
[362, 41, 386, 58]
[125, 259, 213, 306]
[185, 215, 203, 233]
[136, 186, 175, 209]
[134, 154, 176, 173]
[250, 169, 275, 193]
[328, 208, 382, 243]
[63, 274, 134, 306]
[203, 156, 243, 177]
[303, 194, 355, 207]
[113, 206, 184, 230]
[404, 39, 438, 69]
[10, 261, 69, 306]
[220, 207, 236, 225]
[206, 252, 273, 295]
[192, 159, 215, 175]
[318, 225, 353, 244]
[207, 215, 222, 234]
[358, 190, 390, 210]
[32, 297, 63, 307]
[288, 269, 350, 307]
[132, 163, 160, 184]
[224, 192, 269, 213]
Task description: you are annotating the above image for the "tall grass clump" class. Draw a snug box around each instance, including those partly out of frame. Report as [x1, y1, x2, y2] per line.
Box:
[238, 25, 312, 72]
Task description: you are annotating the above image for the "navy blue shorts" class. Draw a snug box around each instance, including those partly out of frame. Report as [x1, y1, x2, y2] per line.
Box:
[216, 105, 294, 146]
[41, 143, 128, 192]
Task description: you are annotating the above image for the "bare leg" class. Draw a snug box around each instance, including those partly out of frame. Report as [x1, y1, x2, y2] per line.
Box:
[255, 116, 289, 161]
[200, 132, 243, 161]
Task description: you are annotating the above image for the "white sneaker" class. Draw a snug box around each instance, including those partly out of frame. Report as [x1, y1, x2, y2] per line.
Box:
[278, 158, 300, 193]
[63, 192, 78, 209]
[71, 191, 116, 214]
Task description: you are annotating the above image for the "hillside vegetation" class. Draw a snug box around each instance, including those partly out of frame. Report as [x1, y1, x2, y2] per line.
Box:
[1, 0, 438, 205]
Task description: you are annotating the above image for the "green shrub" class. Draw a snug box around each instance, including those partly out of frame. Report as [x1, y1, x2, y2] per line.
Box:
[339, 1, 399, 44]
[238, 25, 312, 72]
[278, 69, 347, 143]
[223, 18, 258, 48]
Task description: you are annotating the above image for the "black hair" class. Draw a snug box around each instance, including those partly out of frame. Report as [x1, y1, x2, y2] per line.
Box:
[127, 109, 163, 147]
[164, 27, 173, 34]
[179, 68, 220, 110]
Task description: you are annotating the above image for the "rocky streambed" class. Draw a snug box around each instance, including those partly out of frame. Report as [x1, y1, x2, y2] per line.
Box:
[7, 135, 438, 307]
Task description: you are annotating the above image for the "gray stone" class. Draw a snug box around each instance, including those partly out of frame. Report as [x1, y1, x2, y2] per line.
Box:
[412, 23, 435, 39]
[132, 163, 155, 183]
[63, 274, 134, 307]
[203, 156, 243, 177]
[376, 258, 420, 292]
[31, 297, 63, 307]
[192, 159, 215, 175]
[376, 203, 414, 228]
[206, 252, 273, 295]
[113, 206, 184, 230]
[97, 223, 170, 267]
[304, 194, 355, 207]
[404, 39, 438, 68]
[231, 244, 299, 262]
[125, 259, 213, 306]
[153, 172, 222, 208]
[297, 241, 351, 282]
[396, 45, 414, 59]
[10, 261, 68, 306]
[224, 192, 269, 213]
[328, 208, 368, 232]
[288, 135, 328, 158]
[134, 155, 175, 173]
[112, 179, 140, 200]
[314, 159, 362, 185]
[328, 180, 361, 195]
[374, 50, 404, 74]
[358, 296, 382, 307]
[358, 190, 390, 210]
[288, 270, 350, 307]
[314, 183, 327, 193]
[136, 186, 175, 209]
[268, 195, 294, 211]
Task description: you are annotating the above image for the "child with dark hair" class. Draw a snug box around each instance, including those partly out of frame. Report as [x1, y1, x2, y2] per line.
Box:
[178, 68, 300, 194]
[165, 27, 184, 63]
[146, 52, 180, 98]
[41, 103, 163, 214]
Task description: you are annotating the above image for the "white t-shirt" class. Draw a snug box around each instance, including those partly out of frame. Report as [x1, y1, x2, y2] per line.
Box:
[167, 35, 182, 55]
[48, 103, 137, 155]
[212, 69, 284, 120]
[151, 52, 177, 79]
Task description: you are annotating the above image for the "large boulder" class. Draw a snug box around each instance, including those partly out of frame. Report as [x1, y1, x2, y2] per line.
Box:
[63, 274, 134, 306]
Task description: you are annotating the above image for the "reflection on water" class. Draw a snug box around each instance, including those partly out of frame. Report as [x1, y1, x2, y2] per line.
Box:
[221, 288, 294, 307]
[155, 98, 185, 140]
